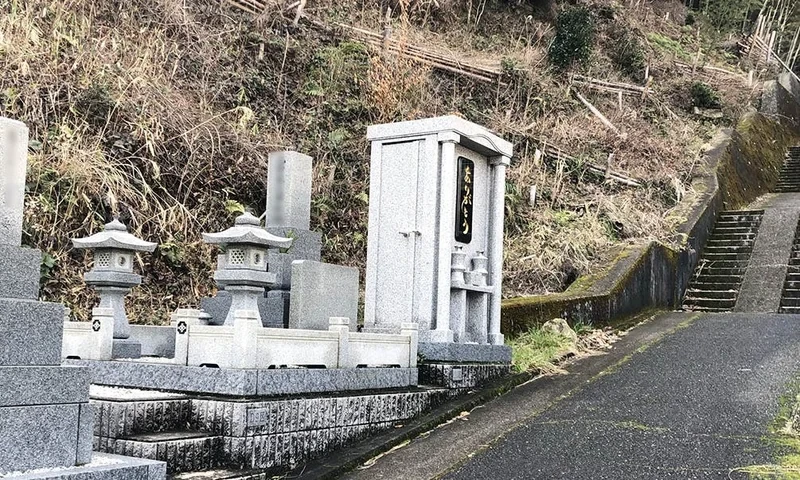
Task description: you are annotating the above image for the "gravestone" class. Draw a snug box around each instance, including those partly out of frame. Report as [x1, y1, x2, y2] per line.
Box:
[288, 260, 359, 331]
[364, 116, 512, 361]
[266, 150, 313, 230]
[0, 118, 26, 246]
[0, 117, 164, 478]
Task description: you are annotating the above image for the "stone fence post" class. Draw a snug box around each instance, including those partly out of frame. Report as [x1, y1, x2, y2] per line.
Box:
[401, 322, 419, 367]
[329, 317, 351, 368]
[89, 307, 114, 361]
[231, 309, 260, 369]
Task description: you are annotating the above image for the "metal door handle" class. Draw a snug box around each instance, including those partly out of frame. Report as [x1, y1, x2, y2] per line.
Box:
[399, 230, 421, 237]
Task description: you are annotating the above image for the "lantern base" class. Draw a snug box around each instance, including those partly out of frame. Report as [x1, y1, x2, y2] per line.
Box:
[112, 338, 142, 359]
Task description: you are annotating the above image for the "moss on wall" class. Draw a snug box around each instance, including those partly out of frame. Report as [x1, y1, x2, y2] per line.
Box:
[716, 113, 800, 209]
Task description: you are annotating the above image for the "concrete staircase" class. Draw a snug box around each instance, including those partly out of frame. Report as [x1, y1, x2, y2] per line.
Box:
[779, 219, 800, 313]
[682, 210, 764, 312]
[775, 147, 800, 192]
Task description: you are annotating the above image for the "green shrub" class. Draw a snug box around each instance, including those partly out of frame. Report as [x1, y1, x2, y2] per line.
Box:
[609, 26, 646, 80]
[548, 7, 595, 69]
[646, 32, 691, 61]
[690, 82, 721, 109]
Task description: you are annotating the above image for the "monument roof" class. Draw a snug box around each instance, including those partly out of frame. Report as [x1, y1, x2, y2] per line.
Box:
[366, 115, 513, 158]
[202, 212, 293, 248]
[72, 218, 157, 252]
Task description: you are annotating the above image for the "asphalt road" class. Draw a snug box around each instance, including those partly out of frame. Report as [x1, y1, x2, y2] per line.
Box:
[343, 313, 800, 479]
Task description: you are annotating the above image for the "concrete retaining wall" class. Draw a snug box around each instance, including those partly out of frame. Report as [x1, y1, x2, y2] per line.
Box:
[501, 98, 800, 336]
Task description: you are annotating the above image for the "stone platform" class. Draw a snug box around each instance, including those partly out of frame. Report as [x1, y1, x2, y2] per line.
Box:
[66, 360, 418, 396]
[89, 385, 454, 474]
[4, 452, 164, 479]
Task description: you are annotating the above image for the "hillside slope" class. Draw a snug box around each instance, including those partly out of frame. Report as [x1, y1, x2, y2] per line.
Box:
[0, 0, 765, 323]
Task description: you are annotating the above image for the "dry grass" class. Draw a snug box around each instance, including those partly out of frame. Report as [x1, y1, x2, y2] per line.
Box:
[1, 0, 762, 322]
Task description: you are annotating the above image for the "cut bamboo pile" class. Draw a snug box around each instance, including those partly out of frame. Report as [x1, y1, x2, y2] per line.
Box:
[306, 19, 504, 83]
[672, 61, 748, 82]
[571, 75, 649, 97]
[535, 142, 642, 187]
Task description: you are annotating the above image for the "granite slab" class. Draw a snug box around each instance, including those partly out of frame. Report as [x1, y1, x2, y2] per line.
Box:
[68, 359, 418, 396]
[0, 365, 90, 407]
[67, 359, 258, 396]
[289, 260, 359, 331]
[0, 403, 80, 473]
[0, 244, 41, 300]
[418, 342, 512, 364]
[4, 452, 165, 479]
[255, 368, 418, 395]
[0, 298, 64, 366]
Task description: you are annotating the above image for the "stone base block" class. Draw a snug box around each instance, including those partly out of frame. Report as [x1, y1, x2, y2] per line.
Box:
[0, 245, 41, 300]
[263, 290, 289, 328]
[0, 403, 82, 473]
[0, 365, 89, 407]
[288, 260, 358, 331]
[4, 452, 165, 479]
[130, 325, 175, 358]
[112, 339, 142, 359]
[419, 363, 513, 389]
[0, 298, 64, 366]
[68, 359, 418, 396]
[201, 292, 279, 327]
[418, 342, 512, 364]
[265, 227, 321, 260]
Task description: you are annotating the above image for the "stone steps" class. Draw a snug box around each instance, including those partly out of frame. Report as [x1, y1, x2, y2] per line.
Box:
[682, 209, 764, 312]
[691, 266, 748, 275]
[776, 147, 800, 192]
[684, 289, 737, 300]
[111, 430, 225, 474]
[780, 207, 800, 313]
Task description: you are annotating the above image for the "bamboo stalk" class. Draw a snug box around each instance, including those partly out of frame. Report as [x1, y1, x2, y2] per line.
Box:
[573, 74, 648, 93]
[574, 91, 621, 134]
[538, 144, 641, 186]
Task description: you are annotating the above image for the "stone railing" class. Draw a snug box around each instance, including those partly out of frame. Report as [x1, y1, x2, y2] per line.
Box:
[63, 310, 419, 370]
[181, 313, 418, 369]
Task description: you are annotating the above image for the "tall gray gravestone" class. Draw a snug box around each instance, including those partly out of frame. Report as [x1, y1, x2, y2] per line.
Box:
[0, 117, 164, 478]
[364, 116, 513, 362]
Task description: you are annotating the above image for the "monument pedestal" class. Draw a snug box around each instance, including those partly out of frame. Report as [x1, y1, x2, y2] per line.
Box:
[0, 247, 165, 479]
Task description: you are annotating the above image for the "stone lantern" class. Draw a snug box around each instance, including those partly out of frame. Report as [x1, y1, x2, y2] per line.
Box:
[202, 212, 293, 325]
[73, 217, 157, 358]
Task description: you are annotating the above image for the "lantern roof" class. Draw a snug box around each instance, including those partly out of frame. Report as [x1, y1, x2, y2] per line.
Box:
[202, 212, 293, 248]
[72, 218, 157, 252]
